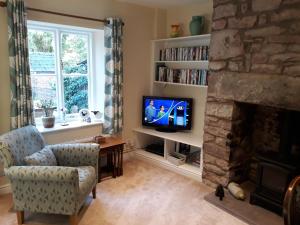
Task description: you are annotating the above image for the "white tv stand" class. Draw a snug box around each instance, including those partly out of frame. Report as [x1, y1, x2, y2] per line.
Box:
[133, 127, 203, 182]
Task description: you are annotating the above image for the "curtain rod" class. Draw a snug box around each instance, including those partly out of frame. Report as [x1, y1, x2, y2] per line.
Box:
[0, 1, 124, 25]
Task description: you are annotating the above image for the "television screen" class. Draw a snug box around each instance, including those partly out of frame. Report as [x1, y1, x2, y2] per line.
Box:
[142, 96, 193, 131]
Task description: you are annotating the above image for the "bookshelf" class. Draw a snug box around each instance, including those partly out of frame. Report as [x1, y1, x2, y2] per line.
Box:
[132, 34, 210, 182]
[151, 34, 211, 88]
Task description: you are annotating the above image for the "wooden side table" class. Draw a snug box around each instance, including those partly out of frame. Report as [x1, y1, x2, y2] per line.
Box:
[97, 137, 125, 182]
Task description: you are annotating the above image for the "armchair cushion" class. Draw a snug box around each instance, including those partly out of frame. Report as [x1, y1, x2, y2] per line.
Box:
[24, 146, 57, 166]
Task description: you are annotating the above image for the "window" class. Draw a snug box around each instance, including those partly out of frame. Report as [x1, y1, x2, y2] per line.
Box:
[28, 22, 105, 124]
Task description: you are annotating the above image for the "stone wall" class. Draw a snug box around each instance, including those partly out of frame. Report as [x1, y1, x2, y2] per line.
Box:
[203, 0, 300, 188]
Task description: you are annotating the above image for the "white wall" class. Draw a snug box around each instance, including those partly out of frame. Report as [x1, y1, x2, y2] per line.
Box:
[166, 0, 213, 37]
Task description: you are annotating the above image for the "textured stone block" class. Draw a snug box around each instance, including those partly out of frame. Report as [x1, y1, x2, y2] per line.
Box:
[269, 53, 300, 63]
[205, 125, 230, 138]
[204, 133, 216, 143]
[228, 16, 257, 29]
[204, 153, 229, 169]
[284, 65, 300, 76]
[271, 9, 300, 22]
[288, 44, 300, 52]
[205, 117, 233, 130]
[251, 53, 268, 64]
[212, 19, 227, 30]
[205, 163, 227, 176]
[258, 14, 267, 26]
[210, 30, 244, 60]
[206, 102, 234, 119]
[245, 26, 284, 38]
[269, 35, 300, 44]
[209, 61, 227, 71]
[252, 0, 281, 12]
[214, 3, 237, 20]
[203, 170, 229, 186]
[207, 72, 300, 111]
[204, 143, 231, 160]
[213, 0, 232, 7]
[289, 22, 300, 34]
[251, 64, 282, 74]
[261, 43, 287, 54]
[283, 0, 300, 4]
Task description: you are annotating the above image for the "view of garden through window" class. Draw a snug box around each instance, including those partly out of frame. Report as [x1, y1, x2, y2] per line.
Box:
[28, 27, 90, 119]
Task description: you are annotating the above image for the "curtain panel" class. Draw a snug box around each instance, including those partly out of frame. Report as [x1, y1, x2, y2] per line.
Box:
[7, 0, 34, 129]
[103, 18, 124, 134]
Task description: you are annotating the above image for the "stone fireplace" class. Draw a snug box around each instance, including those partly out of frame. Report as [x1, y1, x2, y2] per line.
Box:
[203, 0, 300, 193]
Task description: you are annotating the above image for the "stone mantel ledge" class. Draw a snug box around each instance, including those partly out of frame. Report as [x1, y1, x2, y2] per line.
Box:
[207, 72, 300, 111]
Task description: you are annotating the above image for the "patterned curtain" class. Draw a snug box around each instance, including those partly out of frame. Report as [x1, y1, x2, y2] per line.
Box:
[7, 0, 34, 129]
[103, 18, 124, 134]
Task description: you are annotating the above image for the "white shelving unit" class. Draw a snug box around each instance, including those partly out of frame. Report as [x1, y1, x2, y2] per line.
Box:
[133, 127, 203, 182]
[151, 34, 211, 89]
[132, 34, 211, 182]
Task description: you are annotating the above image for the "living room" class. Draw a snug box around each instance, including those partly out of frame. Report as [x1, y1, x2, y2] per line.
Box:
[0, 0, 299, 225]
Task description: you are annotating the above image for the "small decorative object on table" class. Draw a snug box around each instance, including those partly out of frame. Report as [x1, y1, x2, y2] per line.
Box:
[91, 110, 103, 122]
[170, 24, 181, 38]
[79, 108, 91, 122]
[228, 182, 246, 200]
[189, 16, 205, 36]
[36, 99, 56, 128]
[215, 184, 225, 201]
[60, 107, 69, 126]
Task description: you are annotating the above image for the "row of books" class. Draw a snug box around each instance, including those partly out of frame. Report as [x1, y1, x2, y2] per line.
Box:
[159, 46, 209, 61]
[157, 66, 208, 86]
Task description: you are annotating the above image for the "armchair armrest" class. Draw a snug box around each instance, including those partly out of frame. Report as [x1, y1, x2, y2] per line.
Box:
[49, 143, 99, 168]
[5, 166, 80, 215]
[5, 166, 79, 182]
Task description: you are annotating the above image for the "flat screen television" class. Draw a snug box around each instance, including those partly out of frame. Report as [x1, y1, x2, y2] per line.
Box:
[142, 96, 193, 132]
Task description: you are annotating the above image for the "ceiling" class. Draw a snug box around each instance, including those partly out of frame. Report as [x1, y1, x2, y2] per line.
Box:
[117, 0, 208, 8]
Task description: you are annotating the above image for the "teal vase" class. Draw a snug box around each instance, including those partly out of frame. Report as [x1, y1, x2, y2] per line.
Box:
[189, 16, 205, 36]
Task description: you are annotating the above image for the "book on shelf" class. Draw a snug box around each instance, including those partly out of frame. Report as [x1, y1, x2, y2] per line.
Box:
[159, 46, 209, 61]
[156, 65, 209, 86]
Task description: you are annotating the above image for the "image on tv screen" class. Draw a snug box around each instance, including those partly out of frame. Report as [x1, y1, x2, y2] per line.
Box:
[143, 98, 191, 127]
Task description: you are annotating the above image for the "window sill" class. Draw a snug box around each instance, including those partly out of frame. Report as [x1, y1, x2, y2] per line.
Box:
[37, 120, 103, 134]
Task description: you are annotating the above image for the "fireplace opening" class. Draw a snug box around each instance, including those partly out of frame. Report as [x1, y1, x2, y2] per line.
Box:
[229, 103, 300, 215]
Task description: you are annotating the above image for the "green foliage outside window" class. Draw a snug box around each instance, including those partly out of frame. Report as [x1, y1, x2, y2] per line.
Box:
[63, 76, 88, 113]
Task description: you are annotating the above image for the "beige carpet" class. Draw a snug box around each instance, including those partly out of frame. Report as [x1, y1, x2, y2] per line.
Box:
[204, 182, 284, 225]
[0, 159, 248, 225]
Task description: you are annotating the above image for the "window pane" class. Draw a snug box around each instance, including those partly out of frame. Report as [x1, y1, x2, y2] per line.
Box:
[28, 29, 55, 75]
[32, 75, 57, 118]
[64, 76, 88, 114]
[61, 33, 88, 75]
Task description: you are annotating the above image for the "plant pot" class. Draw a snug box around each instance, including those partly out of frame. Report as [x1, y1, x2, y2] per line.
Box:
[189, 16, 205, 36]
[42, 116, 55, 128]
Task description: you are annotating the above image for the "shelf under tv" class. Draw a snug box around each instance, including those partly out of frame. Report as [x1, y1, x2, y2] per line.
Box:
[134, 127, 203, 148]
[135, 149, 202, 182]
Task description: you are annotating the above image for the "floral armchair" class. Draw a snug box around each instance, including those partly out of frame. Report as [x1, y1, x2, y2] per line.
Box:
[0, 125, 99, 225]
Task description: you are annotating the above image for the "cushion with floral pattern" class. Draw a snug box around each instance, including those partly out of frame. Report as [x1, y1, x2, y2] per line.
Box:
[24, 146, 57, 166]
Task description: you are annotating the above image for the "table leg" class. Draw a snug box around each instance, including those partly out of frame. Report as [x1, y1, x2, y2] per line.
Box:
[98, 154, 102, 183]
[112, 150, 116, 178]
[120, 146, 123, 176]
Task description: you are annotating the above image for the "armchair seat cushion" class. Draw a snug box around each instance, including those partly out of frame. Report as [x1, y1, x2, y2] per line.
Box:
[24, 147, 57, 166]
[78, 166, 96, 201]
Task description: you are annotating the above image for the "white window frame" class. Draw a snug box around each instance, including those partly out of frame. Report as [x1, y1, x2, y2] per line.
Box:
[28, 21, 103, 123]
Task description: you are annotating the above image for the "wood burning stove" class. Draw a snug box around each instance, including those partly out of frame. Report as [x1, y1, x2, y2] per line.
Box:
[250, 111, 300, 215]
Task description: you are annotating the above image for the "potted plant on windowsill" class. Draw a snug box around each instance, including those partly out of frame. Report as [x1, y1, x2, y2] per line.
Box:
[37, 99, 56, 128]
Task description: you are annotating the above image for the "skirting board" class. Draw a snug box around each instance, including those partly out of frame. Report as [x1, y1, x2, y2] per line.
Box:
[0, 150, 135, 196]
[134, 150, 202, 182]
